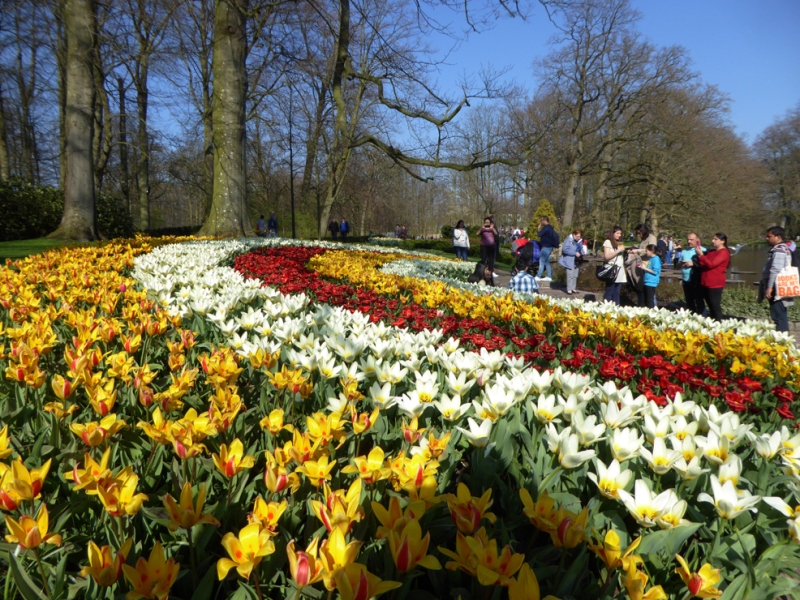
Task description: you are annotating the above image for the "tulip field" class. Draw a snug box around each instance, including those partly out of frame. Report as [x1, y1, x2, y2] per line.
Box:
[3, 237, 800, 600]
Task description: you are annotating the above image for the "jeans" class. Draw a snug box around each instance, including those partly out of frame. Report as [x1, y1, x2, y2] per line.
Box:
[566, 267, 579, 292]
[682, 280, 705, 315]
[770, 299, 790, 332]
[268, 229, 277, 238]
[604, 282, 622, 305]
[644, 286, 657, 308]
[666, 251, 673, 267]
[537, 247, 553, 278]
[480, 245, 495, 271]
[455, 247, 468, 260]
[704, 287, 724, 321]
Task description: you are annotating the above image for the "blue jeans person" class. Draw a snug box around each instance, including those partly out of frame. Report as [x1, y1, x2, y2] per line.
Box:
[537, 247, 553, 278]
[604, 282, 622, 305]
[770, 299, 790, 332]
[455, 247, 468, 260]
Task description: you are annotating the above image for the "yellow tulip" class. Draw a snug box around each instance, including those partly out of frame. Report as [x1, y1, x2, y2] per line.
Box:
[341, 446, 392, 484]
[0, 425, 11, 459]
[217, 522, 276, 580]
[295, 454, 336, 487]
[259, 408, 294, 435]
[439, 527, 524, 586]
[6, 458, 51, 501]
[351, 408, 380, 435]
[622, 558, 667, 600]
[445, 482, 497, 535]
[319, 527, 362, 590]
[66, 448, 114, 494]
[248, 497, 287, 535]
[388, 518, 442, 572]
[97, 467, 148, 517]
[287, 537, 325, 589]
[263, 455, 301, 494]
[80, 538, 132, 586]
[213, 438, 256, 478]
[312, 479, 365, 535]
[4, 504, 62, 549]
[332, 563, 401, 600]
[674, 554, 723, 599]
[122, 541, 180, 600]
[86, 378, 118, 415]
[588, 529, 641, 571]
[549, 505, 589, 549]
[371, 495, 426, 539]
[70, 414, 127, 447]
[43, 401, 80, 420]
[50, 373, 74, 400]
[163, 483, 220, 531]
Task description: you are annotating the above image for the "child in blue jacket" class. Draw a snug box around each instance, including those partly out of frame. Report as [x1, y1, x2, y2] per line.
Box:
[641, 244, 662, 309]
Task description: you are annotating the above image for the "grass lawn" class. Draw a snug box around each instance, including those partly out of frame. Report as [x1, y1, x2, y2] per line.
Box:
[0, 238, 75, 262]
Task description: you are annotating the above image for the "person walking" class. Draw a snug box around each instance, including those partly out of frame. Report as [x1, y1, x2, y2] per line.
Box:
[666, 236, 675, 268]
[679, 233, 705, 314]
[759, 226, 794, 332]
[696, 232, 731, 321]
[255, 215, 267, 237]
[602, 226, 627, 305]
[328, 219, 339, 240]
[536, 217, 559, 280]
[478, 217, 498, 273]
[640, 244, 662, 308]
[453, 220, 470, 261]
[340, 216, 351, 241]
[559, 229, 583, 295]
[267, 212, 278, 237]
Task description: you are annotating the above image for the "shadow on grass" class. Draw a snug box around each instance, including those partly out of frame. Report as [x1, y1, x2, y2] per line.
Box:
[0, 238, 77, 262]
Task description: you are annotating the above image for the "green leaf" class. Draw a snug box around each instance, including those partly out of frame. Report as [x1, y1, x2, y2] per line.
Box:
[7, 552, 45, 600]
[636, 523, 702, 556]
[719, 574, 748, 600]
[53, 552, 69, 600]
[190, 566, 217, 600]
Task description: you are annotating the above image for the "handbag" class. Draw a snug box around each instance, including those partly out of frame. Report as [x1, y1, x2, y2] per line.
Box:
[775, 265, 800, 300]
[596, 261, 619, 283]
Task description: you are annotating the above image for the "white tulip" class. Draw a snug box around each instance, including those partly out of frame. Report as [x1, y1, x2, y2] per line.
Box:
[718, 455, 743, 487]
[456, 418, 493, 448]
[595, 380, 629, 404]
[368, 381, 395, 410]
[762, 496, 800, 518]
[749, 430, 782, 460]
[669, 415, 698, 441]
[599, 401, 638, 429]
[445, 372, 475, 397]
[395, 393, 428, 418]
[669, 393, 696, 416]
[556, 371, 592, 396]
[611, 428, 644, 462]
[698, 475, 760, 519]
[433, 393, 470, 421]
[557, 433, 596, 469]
[673, 457, 708, 481]
[531, 394, 565, 425]
[528, 369, 555, 394]
[471, 399, 501, 422]
[656, 492, 692, 529]
[545, 423, 568, 454]
[587, 459, 632, 500]
[616, 480, 675, 528]
[639, 437, 682, 475]
[558, 393, 589, 423]
[571, 412, 606, 447]
[696, 432, 730, 465]
[642, 414, 670, 443]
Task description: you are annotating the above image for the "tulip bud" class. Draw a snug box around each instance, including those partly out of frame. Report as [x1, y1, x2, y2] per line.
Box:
[557, 517, 573, 546]
[689, 574, 703, 596]
[119, 283, 126, 292]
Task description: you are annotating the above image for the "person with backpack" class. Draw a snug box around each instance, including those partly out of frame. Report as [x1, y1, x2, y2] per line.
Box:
[536, 217, 559, 280]
[558, 229, 583, 295]
[340, 217, 351, 241]
[759, 226, 794, 332]
[452, 220, 470, 261]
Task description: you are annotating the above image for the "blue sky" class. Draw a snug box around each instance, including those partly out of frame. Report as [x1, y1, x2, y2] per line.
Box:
[426, 0, 800, 142]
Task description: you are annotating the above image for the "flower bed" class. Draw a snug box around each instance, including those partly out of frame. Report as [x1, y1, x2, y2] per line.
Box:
[1, 238, 800, 600]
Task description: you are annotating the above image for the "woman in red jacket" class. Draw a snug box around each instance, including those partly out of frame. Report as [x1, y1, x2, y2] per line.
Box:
[696, 232, 731, 321]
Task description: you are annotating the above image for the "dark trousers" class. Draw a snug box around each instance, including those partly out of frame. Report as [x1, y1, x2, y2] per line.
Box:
[480, 245, 495, 271]
[682, 280, 706, 315]
[604, 282, 622, 305]
[341, 231, 348, 241]
[644, 286, 657, 308]
[770, 299, 790, 332]
[331, 230, 338, 240]
[704, 287, 724, 320]
[636, 288, 646, 307]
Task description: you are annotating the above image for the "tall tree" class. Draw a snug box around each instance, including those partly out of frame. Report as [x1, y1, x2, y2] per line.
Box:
[198, 0, 250, 236]
[49, 0, 99, 241]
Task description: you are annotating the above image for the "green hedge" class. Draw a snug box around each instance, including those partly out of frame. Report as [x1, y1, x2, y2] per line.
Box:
[0, 178, 134, 241]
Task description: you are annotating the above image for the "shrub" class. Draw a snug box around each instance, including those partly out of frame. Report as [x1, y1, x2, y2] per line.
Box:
[527, 199, 561, 241]
[0, 178, 63, 241]
[97, 193, 136, 239]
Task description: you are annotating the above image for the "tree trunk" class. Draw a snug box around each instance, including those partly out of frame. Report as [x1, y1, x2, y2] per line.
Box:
[302, 83, 326, 237]
[202, 97, 213, 220]
[93, 54, 112, 194]
[136, 60, 150, 230]
[49, 0, 98, 242]
[0, 89, 9, 180]
[118, 77, 130, 212]
[54, 0, 68, 188]
[199, 0, 250, 237]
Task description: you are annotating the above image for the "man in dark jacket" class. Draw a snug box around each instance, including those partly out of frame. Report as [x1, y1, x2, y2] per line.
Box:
[329, 219, 339, 240]
[536, 217, 559, 280]
[267, 212, 278, 237]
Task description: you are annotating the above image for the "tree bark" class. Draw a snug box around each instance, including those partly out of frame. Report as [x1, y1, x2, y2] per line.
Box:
[199, 0, 250, 237]
[0, 89, 9, 180]
[53, 0, 68, 188]
[136, 57, 150, 230]
[118, 77, 130, 211]
[49, 0, 98, 241]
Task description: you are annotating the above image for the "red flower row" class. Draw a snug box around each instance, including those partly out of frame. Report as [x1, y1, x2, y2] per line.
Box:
[232, 246, 795, 420]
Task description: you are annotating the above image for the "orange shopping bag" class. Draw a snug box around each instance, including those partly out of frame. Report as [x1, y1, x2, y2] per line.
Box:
[775, 265, 800, 299]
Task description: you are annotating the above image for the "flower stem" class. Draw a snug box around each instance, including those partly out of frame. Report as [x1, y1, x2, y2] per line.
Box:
[253, 573, 264, 600]
[188, 529, 198, 589]
[33, 549, 52, 599]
